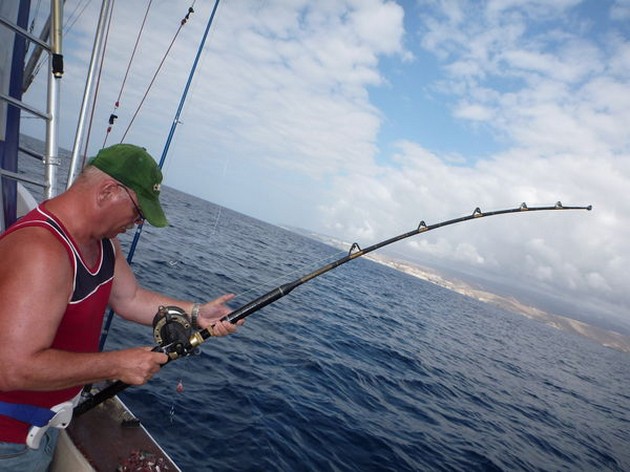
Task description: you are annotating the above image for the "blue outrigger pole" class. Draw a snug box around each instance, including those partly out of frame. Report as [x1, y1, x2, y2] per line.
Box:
[99, 0, 222, 349]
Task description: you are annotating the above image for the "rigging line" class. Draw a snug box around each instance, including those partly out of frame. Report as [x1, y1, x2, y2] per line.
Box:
[119, 4, 196, 143]
[28, 0, 43, 34]
[80, 0, 115, 168]
[65, 0, 93, 33]
[76, 202, 592, 415]
[115, 0, 152, 105]
[102, 0, 154, 149]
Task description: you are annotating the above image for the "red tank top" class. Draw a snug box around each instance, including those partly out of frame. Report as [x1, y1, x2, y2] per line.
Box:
[0, 205, 116, 443]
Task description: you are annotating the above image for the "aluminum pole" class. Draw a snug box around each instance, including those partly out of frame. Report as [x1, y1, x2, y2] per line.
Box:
[67, 0, 114, 188]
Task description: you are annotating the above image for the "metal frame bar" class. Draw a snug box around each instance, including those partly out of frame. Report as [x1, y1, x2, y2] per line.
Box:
[0, 14, 51, 50]
[0, 91, 50, 120]
[0, 168, 47, 188]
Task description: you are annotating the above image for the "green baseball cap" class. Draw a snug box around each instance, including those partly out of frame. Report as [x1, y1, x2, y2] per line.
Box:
[89, 144, 168, 227]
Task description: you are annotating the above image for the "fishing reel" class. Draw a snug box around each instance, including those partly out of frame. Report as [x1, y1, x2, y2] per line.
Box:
[152, 306, 196, 358]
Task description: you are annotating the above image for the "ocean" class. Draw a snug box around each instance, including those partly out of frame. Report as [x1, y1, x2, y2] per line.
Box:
[100, 186, 629, 472]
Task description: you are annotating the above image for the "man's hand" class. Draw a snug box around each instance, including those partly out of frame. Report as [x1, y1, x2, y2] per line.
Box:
[195, 294, 244, 335]
[114, 347, 169, 385]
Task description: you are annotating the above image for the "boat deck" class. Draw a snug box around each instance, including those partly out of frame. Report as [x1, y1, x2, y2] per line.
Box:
[52, 396, 181, 471]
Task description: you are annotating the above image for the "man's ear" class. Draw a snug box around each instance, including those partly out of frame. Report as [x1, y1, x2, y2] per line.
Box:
[96, 179, 120, 207]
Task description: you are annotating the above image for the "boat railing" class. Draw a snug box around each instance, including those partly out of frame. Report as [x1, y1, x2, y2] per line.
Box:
[0, 1, 63, 230]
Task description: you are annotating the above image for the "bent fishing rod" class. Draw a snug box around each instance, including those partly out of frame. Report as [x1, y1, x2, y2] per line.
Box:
[75, 201, 591, 416]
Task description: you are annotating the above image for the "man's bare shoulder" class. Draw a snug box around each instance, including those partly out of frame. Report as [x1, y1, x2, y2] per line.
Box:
[0, 226, 73, 285]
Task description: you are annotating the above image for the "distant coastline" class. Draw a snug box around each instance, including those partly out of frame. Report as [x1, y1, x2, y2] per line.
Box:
[366, 252, 630, 354]
[297, 228, 630, 354]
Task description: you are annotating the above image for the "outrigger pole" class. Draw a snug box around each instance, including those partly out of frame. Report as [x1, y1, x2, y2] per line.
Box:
[75, 202, 591, 416]
[99, 0, 222, 350]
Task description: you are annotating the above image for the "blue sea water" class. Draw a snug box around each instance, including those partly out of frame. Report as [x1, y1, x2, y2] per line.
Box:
[99, 186, 630, 472]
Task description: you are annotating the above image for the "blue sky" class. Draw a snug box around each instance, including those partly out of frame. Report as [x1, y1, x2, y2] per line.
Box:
[19, 0, 630, 332]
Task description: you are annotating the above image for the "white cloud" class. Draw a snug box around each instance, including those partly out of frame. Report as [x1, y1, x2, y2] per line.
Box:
[611, 0, 630, 20]
[19, 0, 630, 326]
[454, 102, 495, 121]
[485, 0, 582, 19]
[318, 0, 630, 320]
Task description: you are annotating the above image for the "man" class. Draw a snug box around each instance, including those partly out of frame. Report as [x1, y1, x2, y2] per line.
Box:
[0, 144, 241, 470]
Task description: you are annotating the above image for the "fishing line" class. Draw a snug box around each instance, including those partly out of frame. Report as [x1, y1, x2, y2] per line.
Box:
[160, 0, 232, 272]
[168, 374, 187, 425]
[166, 0, 225, 242]
[125, 0, 226, 267]
[205, 147, 232, 238]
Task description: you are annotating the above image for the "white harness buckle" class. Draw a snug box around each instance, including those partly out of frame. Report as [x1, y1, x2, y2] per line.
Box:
[26, 393, 80, 449]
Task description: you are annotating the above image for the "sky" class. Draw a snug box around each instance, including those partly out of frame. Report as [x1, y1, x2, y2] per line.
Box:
[19, 0, 630, 333]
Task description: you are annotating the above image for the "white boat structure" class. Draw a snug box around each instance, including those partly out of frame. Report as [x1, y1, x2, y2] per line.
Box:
[1, 1, 218, 469]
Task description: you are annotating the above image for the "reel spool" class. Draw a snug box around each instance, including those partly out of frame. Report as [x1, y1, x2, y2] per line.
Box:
[152, 306, 193, 357]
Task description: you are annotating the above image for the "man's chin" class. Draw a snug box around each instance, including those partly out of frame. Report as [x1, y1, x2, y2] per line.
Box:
[107, 226, 132, 238]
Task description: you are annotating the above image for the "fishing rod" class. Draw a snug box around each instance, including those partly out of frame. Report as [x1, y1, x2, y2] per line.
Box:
[75, 201, 591, 416]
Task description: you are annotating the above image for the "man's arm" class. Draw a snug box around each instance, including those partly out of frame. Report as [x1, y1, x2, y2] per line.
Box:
[108, 238, 239, 335]
[0, 229, 166, 392]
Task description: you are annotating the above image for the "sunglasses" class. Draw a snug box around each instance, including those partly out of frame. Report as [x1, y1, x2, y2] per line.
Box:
[118, 185, 145, 224]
